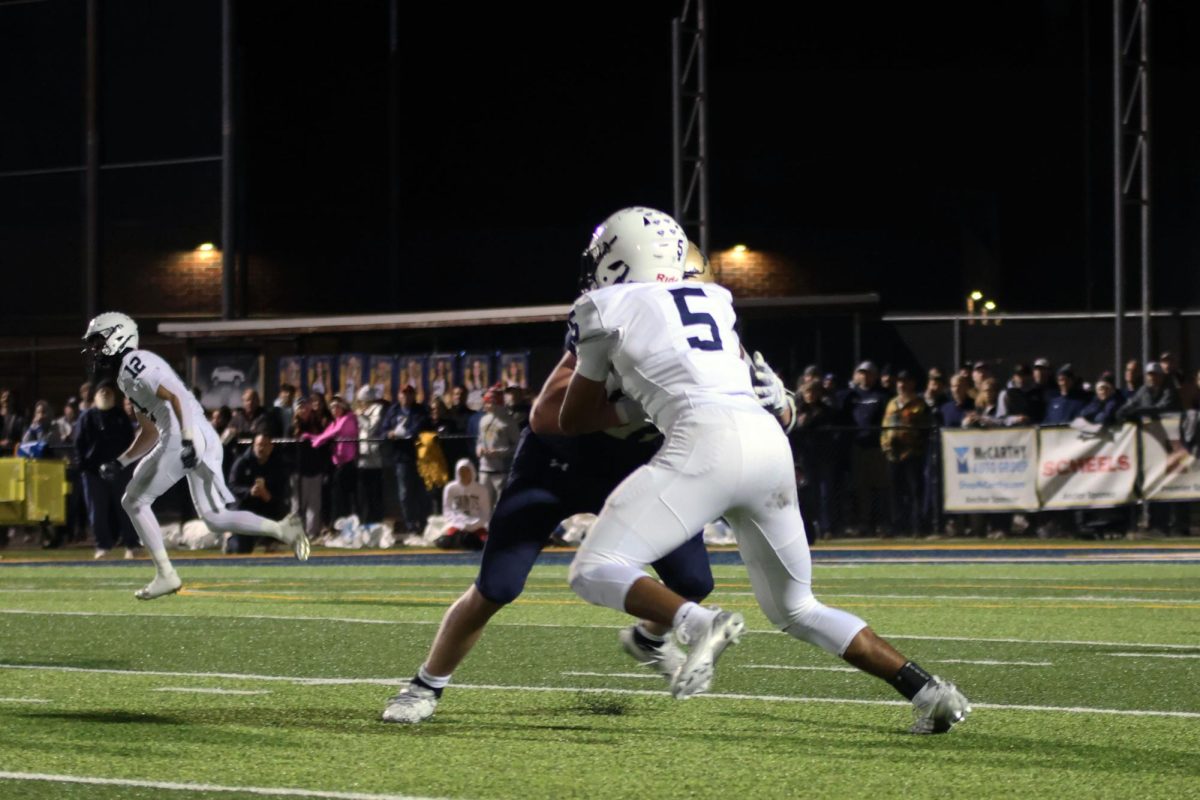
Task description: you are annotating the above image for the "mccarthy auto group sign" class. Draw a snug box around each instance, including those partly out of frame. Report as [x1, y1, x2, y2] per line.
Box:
[942, 428, 1039, 512]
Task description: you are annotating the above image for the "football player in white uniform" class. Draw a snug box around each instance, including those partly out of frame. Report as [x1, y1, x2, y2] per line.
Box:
[561, 207, 970, 734]
[83, 312, 310, 600]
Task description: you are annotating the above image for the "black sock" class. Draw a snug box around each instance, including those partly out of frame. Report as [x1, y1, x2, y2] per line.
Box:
[889, 661, 933, 700]
[411, 675, 444, 698]
[631, 627, 665, 651]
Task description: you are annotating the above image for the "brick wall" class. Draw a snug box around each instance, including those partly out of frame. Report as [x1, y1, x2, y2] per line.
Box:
[710, 248, 810, 298]
[103, 248, 223, 317]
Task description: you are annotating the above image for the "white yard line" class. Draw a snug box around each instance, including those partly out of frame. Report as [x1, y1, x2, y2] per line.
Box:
[1, 663, 1197, 720]
[934, 659, 1053, 666]
[0, 697, 49, 703]
[742, 664, 859, 673]
[1107, 652, 1200, 659]
[561, 671, 661, 679]
[4, 608, 1199, 650]
[0, 772, 455, 800]
[154, 687, 272, 695]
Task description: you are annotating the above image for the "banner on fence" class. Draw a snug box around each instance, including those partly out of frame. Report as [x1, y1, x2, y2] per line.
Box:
[1037, 424, 1138, 509]
[1141, 416, 1200, 501]
[941, 427, 1039, 512]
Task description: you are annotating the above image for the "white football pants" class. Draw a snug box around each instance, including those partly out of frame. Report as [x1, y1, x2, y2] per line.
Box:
[569, 405, 867, 656]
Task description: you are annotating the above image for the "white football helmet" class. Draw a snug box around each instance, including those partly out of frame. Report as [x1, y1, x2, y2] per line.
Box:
[82, 312, 139, 361]
[682, 239, 715, 283]
[579, 207, 688, 291]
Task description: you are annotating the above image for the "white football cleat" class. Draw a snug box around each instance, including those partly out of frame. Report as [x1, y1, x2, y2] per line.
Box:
[134, 571, 182, 601]
[93, 548, 110, 560]
[910, 676, 971, 734]
[619, 626, 686, 679]
[281, 513, 310, 561]
[381, 683, 438, 724]
[669, 609, 745, 699]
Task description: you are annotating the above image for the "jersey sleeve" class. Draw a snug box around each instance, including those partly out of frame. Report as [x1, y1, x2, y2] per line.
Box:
[571, 294, 617, 382]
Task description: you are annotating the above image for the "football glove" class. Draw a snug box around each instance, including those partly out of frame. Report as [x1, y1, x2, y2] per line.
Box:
[99, 460, 122, 482]
[180, 439, 197, 469]
[750, 351, 788, 416]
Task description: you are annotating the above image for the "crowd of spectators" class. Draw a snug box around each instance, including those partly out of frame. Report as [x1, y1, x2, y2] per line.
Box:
[2, 349, 1198, 552]
[787, 352, 1199, 541]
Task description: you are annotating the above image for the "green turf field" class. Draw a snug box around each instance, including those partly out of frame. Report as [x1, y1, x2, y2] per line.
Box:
[2, 552, 1199, 799]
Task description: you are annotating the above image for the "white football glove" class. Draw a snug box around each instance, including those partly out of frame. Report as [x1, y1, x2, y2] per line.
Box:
[749, 351, 788, 416]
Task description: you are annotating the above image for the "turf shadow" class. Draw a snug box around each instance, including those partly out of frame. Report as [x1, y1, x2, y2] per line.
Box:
[20, 710, 183, 725]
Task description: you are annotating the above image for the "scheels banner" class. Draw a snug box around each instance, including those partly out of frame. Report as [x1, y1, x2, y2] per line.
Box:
[943, 424, 1142, 513]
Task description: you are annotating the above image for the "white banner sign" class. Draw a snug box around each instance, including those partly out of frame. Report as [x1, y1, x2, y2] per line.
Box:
[1037, 424, 1138, 509]
[941, 427, 1039, 512]
[1141, 416, 1200, 501]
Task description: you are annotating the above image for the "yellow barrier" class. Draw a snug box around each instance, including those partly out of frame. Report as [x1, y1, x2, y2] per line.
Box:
[0, 458, 70, 525]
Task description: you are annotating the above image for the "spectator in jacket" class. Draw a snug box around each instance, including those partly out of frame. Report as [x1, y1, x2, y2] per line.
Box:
[503, 385, 530, 430]
[436, 458, 491, 550]
[303, 395, 359, 523]
[1078, 377, 1125, 425]
[963, 378, 1006, 428]
[881, 371, 932, 536]
[243, 389, 284, 438]
[293, 398, 330, 541]
[274, 383, 297, 435]
[997, 363, 1039, 424]
[923, 367, 949, 410]
[355, 385, 386, 524]
[970, 362, 994, 398]
[0, 389, 26, 456]
[383, 385, 431, 534]
[790, 381, 838, 541]
[936, 374, 975, 428]
[1032, 357, 1058, 407]
[476, 385, 520, 500]
[77, 382, 94, 413]
[19, 401, 64, 457]
[74, 381, 138, 559]
[226, 434, 289, 554]
[844, 361, 889, 535]
[1043, 365, 1091, 424]
[1117, 362, 1180, 421]
[1122, 359, 1143, 402]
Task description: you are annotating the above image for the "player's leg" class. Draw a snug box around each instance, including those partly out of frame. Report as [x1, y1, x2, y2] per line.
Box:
[121, 443, 185, 599]
[185, 432, 308, 560]
[729, 414, 970, 732]
[620, 532, 715, 677]
[383, 483, 566, 724]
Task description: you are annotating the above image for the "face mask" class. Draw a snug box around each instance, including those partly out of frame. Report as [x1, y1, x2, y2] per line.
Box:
[95, 393, 115, 411]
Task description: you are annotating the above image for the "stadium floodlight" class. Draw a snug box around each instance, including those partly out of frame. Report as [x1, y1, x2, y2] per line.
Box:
[197, 243, 216, 252]
[983, 300, 996, 311]
[969, 290, 984, 301]
[732, 244, 748, 254]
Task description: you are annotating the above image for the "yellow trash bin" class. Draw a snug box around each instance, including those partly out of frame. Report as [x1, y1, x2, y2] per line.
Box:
[0, 457, 69, 526]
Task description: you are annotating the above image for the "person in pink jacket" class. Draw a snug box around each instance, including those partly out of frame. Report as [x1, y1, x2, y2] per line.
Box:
[302, 395, 359, 523]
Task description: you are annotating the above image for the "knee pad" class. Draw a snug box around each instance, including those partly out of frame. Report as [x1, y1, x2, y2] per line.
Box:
[474, 573, 524, 607]
[781, 595, 867, 657]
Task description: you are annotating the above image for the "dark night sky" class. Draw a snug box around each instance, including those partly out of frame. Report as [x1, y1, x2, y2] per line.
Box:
[3, 0, 1200, 325]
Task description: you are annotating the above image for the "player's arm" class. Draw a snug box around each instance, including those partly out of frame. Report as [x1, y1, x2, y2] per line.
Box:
[559, 372, 622, 436]
[100, 411, 159, 481]
[155, 384, 199, 468]
[529, 351, 577, 435]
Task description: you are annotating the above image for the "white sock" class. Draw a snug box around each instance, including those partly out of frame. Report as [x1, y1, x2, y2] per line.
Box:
[672, 602, 716, 645]
[417, 664, 451, 689]
[126, 504, 175, 576]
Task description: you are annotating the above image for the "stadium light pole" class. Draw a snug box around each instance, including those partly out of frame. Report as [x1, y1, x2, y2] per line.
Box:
[221, 0, 235, 320]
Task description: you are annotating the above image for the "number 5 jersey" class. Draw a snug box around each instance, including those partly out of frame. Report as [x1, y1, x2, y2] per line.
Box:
[571, 281, 761, 431]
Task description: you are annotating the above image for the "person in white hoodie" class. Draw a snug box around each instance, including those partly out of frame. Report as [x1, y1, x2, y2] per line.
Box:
[437, 458, 492, 550]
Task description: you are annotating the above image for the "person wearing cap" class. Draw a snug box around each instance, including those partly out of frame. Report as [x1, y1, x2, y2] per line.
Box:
[880, 371, 932, 536]
[1077, 377, 1125, 425]
[1043, 365, 1091, 425]
[798, 364, 822, 395]
[844, 361, 889, 535]
[1032, 358, 1057, 407]
[476, 383, 520, 501]
[970, 362, 993, 396]
[997, 363, 1039, 425]
[923, 367, 948, 410]
[1117, 362, 1181, 422]
[1159, 352, 1184, 391]
[355, 385, 387, 525]
[879, 365, 897, 398]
